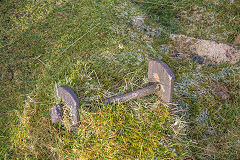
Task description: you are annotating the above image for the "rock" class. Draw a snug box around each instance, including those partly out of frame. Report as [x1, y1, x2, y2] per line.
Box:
[170, 34, 240, 64]
[192, 54, 204, 64]
[133, 16, 145, 28]
[213, 87, 230, 100]
[2, 36, 8, 41]
[50, 104, 63, 124]
[236, 140, 240, 147]
[210, 83, 230, 100]
[233, 33, 240, 46]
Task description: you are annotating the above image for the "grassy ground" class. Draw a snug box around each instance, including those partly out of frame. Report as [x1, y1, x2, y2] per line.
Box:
[137, 0, 240, 159]
[0, 0, 239, 159]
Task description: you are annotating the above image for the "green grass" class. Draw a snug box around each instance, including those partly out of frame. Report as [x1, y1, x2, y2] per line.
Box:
[138, 0, 240, 159]
[1, 0, 240, 159]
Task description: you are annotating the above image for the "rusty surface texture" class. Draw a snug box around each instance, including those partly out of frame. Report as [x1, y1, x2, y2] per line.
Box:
[56, 86, 80, 132]
[101, 59, 175, 104]
[50, 104, 63, 124]
[101, 83, 159, 104]
[56, 86, 80, 109]
[148, 59, 175, 103]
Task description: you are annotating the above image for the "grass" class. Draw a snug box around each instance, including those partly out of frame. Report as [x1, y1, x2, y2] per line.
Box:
[0, 0, 239, 159]
[137, 0, 240, 159]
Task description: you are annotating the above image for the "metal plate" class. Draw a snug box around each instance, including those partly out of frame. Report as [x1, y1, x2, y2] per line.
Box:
[148, 59, 175, 103]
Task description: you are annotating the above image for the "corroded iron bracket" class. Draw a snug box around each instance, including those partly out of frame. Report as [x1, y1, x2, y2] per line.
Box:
[50, 59, 175, 133]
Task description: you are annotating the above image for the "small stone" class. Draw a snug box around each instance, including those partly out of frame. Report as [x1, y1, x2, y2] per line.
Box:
[233, 33, 240, 46]
[50, 104, 63, 124]
[192, 54, 204, 64]
[210, 83, 230, 100]
[133, 16, 145, 28]
[213, 87, 230, 100]
[2, 36, 8, 41]
[236, 140, 240, 147]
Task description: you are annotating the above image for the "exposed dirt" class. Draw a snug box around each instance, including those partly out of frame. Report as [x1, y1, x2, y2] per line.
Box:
[170, 34, 240, 64]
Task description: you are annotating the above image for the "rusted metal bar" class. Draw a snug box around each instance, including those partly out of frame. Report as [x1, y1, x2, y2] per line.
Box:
[101, 83, 159, 104]
[51, 59, 175, 134]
